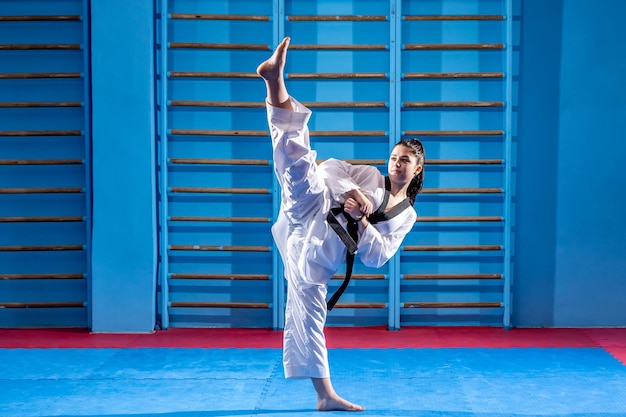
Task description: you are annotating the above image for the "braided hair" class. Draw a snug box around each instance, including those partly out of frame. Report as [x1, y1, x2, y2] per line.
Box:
[395, 138, 425, 206]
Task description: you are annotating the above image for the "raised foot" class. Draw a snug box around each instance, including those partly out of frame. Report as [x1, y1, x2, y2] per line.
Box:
[256, 37, 290, 81]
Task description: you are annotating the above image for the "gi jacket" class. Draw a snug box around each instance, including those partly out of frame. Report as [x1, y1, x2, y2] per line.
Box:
[268, 98, 417, 286]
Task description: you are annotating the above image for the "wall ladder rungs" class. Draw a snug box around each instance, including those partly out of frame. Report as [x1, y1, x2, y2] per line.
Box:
[331, 274, 386, 280]
[0, 102, 82, 108]
[0, 15, 80, 22]
[0, 188, 84, 194]
[0, 159, 83, 165]
[425, 159, 503, 165]
[169, 100, 389, 109]
[309, 130, 387, 137]
[403, 302, 503, 308]
[169, 71, 258, 79]
[289, 44, 387, 51]
[421, 188, 503, 194]
[0, 273, 84, 280]
[170, 273, 269, 280]
[169, 100, 264, 108]
[404, 101, 503, 108]
[169, 187, 269, 194]
[169, 130, 393, 139]
[0, 44, 81, 50]
[404, 72, 503, 79]
[403, 245, 502, 251]
[416, 216, 502, 222]
[169, 245, 270, 252]
[288, 15, 387, 22]
[0, 216, 83, 223]
[288, 72, 387, 79]
[0, 72, 81, 79]
[0, 302, 85, 308]
[170, 302, 270, 309]
[304, 102, 387, 108]
[332, 303, 387, 308]
[0, 245, 84, 252]
[404, 15, 504, 21]
[169, 129, 268, 137]
[169, 158, 269, 165]
[169, 187, 503, 195]
[405, 44, 504, 50]
[318, 159, 385, 165]
[168, 42, 269, 50]
[169, 216, 269, 223]
[169, 13, 269, 21]
[405, 130, 503, 136]
[0, 130, 82, 137]
[403, 274, 502, 280]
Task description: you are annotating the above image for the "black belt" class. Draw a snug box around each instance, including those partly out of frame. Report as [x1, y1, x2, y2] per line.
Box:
[326, 206, 359, 310]
[326, 177, 411, 310]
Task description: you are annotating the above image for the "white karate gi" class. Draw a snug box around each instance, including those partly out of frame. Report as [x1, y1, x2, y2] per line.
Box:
[266, 97, 417, 379]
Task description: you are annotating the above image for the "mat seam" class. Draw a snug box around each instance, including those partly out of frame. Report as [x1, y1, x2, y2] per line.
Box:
[255, 350, 283, 411]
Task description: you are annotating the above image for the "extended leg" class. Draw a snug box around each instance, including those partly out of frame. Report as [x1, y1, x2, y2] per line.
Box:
[257, 37, 291, 109]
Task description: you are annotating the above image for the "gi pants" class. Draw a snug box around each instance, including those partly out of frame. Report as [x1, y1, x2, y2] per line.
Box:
[267, 98, 332, 379]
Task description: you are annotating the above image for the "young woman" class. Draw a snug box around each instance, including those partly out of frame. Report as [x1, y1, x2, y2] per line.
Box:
[257, 37, 425, 412]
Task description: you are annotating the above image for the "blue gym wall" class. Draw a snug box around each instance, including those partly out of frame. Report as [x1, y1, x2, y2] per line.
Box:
[90, 0, 157, 332]
[1, 0, 624, 329]
[514, 0, 626, 327]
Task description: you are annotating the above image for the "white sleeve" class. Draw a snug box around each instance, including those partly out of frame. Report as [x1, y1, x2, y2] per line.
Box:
[357, 208, 417, 268]
[319, 158, 383, 203]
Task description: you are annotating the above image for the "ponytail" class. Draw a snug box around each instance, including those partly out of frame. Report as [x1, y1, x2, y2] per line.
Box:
[407, 170, 424, 206]
[396, 138, 425, 206]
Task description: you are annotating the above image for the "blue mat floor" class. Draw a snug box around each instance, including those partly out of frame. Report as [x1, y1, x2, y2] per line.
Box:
[1, 348, 625, 417]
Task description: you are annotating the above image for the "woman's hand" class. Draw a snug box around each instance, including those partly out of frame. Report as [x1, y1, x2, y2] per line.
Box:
[344, 198, 363, 220]
[350, 189, 373, 216]
[344, 189, 373, 220]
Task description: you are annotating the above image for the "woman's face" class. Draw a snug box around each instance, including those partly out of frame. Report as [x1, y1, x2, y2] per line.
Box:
[388, 144, 422, 184]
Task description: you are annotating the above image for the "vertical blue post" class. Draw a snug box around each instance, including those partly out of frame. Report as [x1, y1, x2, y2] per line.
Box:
[272, 0, 286, 330]
[388, 0, 402, 330]
[82, 0, 93, 328]
[90, 0, 157, 332]
[157, 0, 170, 330]
[275, 0, 284, 44]
[503, 0, 514, 330]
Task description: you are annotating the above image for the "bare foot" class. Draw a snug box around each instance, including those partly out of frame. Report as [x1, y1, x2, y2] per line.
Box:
[312, 378, 364, 412]
[256, 37, 290, 81]
[317, 395, 365, 412]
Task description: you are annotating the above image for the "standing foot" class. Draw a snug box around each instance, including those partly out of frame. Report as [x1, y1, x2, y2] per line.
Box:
[312, 377, 365, 412]
[317, 396, 365, 412]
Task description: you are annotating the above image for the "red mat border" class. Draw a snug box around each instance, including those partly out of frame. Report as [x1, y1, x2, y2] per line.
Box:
[1, 327, 625, 364]
[5, 327, 624, 365]
[0, 327, 626, 365]
[0, 327, 623, 347]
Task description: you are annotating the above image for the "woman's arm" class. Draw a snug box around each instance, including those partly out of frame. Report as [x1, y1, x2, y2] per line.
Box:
[343, 190, 373, 217]
[356, 210, 417, 268]
[320, 159, 381, 208]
